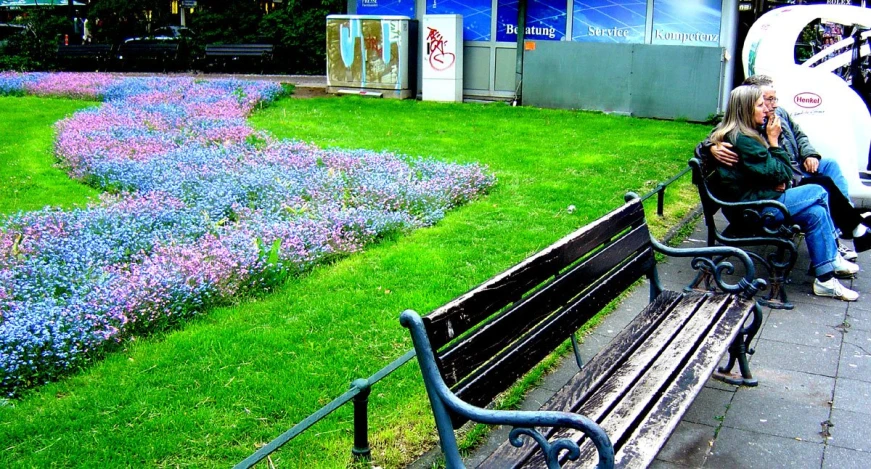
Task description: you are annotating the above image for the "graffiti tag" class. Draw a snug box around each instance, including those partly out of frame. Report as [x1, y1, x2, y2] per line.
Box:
[426, 27, 455, 71]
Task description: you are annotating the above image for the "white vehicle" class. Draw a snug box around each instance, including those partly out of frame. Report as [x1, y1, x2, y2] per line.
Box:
[744, 5, 871, 205]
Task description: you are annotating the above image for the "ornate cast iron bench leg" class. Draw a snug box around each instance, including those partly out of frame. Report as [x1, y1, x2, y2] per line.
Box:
[714, 301, 763, 387]
[757, 244, 797, 310]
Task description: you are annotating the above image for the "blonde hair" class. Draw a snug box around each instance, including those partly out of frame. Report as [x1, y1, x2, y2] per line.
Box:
[711, 85, 767, 148]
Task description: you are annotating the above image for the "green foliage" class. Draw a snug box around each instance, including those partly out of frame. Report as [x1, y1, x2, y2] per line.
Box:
[0, 10, 68, 71]
[796, 19, 823, 64]
[189, 0, 265, 44]
[259, 0, 347, 74]
[255, 237, 289, 288]
[1, 0, 348, 73]
[87, 0, 171, 44]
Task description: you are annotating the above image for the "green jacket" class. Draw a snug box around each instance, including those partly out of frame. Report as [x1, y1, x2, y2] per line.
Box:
[709, 133, 794, 203]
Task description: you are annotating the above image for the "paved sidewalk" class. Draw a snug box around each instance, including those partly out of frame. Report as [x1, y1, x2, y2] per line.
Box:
[415, 214, 871, 468]
[649, 217, 871, 468]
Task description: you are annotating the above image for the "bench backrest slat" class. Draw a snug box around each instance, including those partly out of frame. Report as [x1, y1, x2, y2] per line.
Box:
[452, 246, 654, 414]
[419, 200, 658, 427]
[423, 202, 646, 350]
[438, 224, 653, 387]
[205, 44, 273, 54]
[57, 45, 112, 53]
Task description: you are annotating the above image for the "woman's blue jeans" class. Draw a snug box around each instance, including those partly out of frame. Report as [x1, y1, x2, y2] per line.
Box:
[766, 184, 838, 277]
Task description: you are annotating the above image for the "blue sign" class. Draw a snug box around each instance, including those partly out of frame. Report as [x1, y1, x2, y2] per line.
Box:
[571, 0, 646, 43]
[496, 0, 567, 43]
[356, 0, 415, 18]
[427, 0, 492, 42]
[651, 0, 722, 47]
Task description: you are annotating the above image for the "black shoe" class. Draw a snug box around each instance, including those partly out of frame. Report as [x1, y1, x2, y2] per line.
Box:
[854, 231, 871, 253]
[861, 211, 871, 229]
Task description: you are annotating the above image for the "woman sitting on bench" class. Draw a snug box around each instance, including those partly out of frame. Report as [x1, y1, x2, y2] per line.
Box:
[707, 85, 860, 301]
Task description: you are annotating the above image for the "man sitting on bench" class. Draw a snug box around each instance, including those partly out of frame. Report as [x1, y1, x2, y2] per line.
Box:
[698, 74, 871, 261]
[706, 84, 860, 301]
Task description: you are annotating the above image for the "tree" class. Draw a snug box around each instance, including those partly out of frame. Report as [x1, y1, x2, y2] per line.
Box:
[189, 0, 264, 44]
[0, 9, 68, 71]
[260, 0, 346, 74]
[87, 0, 171, 43]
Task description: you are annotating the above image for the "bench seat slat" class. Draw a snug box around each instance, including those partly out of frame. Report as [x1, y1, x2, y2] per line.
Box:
[608, 296, 754, 468]
[57, 45, 112, 56]
[480, 292, 743, 468]
[477, 289, 691, 468]
[424, 203, 645, 349]
[565, 293, 745, 467]
[439, 224, 652, 387]
[453, 247, 655, 418]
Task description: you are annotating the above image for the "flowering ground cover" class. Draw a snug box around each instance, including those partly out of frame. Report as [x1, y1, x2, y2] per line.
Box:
[0, 87, 711, 468]
[0, 73, 495, 398]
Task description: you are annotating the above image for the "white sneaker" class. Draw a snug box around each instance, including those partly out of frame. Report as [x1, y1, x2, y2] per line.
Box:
[813, 278, 859, 301]
[833, 254, 860, 278]
[838, 242, 858, 262]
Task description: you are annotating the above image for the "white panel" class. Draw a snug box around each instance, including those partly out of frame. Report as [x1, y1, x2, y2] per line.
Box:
[422, 15, 464, 102]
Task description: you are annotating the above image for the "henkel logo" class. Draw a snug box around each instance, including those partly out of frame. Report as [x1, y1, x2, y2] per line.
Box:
[794, 92, 822, 108]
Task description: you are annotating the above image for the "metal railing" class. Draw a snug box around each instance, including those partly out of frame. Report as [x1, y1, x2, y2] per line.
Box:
[234, 349, 416, 468]
[234, 165, 693, 467]
[639, 165, 692, 216]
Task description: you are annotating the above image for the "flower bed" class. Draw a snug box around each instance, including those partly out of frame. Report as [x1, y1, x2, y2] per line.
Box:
[0, 73, 496, 397]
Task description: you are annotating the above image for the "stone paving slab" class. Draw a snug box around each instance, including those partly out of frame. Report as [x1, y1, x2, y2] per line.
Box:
[768, 304, 847, 327]
[838, 329, 871, 383]
[832, 377, 871, 415]
[655, 421, 717, 467]
[682, 386, 735, 427]
[759, 315, 844, 348]
[845, 307, 871, 331]
[750, 338, 840, 377]
[722, 391, 831, 442]
[826, 408, 871, 452]
[706, 426, 825, 468]
[822, 446, 871, 469]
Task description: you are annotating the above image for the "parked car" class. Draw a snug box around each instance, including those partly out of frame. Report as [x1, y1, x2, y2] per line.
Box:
[124, 25, 196, 44]
[119, 26, 201, 71]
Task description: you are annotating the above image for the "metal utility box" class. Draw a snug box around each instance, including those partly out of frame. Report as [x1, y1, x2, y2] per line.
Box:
[421, 14, 463, 102]
[326, 15, 415, 99]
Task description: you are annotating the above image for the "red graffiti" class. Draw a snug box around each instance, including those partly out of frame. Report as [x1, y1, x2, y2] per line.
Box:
[363, 36, 383, 57]
[426, 27, 455, 71]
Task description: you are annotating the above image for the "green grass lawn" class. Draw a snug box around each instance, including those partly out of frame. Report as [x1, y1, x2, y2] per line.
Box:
[0, 96, 100, 215]
[0, 94, 709, 468]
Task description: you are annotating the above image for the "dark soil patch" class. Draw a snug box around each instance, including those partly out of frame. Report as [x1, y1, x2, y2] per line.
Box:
[291, 86, 331, 99]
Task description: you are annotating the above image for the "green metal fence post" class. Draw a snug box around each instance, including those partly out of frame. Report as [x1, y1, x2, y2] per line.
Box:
[351, 378, 372, 461]
[656, 182, 666, 216]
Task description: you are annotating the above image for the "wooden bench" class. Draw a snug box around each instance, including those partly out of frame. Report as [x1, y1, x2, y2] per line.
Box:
[401, 195, 766, 468]
[56, 44, 114, 71]
[117, 42, 180, 72]
[204, 44, 274, 73]
[689, 156, 801, 310]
